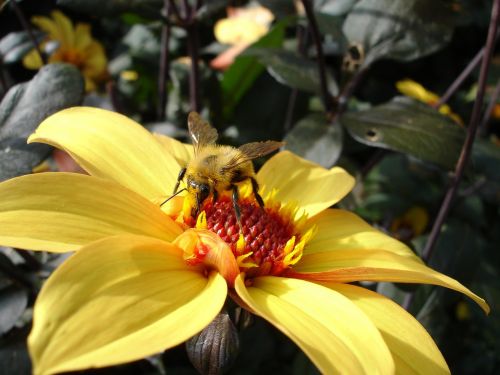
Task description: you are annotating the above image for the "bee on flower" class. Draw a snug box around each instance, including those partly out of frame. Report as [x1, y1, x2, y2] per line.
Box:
[0, 108, 489, 375]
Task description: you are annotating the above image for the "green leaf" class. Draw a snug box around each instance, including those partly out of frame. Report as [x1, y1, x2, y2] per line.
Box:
[122, 25, 161, 60]
[233, 73, 293, 143]
[340, 96, 465, 170]
[0, 31, 42, 64]
[284, 113, 342, 167]
[342, 0, 454, 66]
[258, 0, 296, 18]
[0, 285, 28, 335]
[314, 0, 357, 16]
[57, 0, 162, 19]
[472, 138, 500, 182]
[197, 0, 228, 20]
[221, 18, 290, 118]
[0, 63, 84, 181]
[314, 12, 348, 55]
[246, 48, 338, 96]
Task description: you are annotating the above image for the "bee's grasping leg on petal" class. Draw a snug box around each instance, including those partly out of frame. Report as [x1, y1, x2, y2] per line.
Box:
[231, 184, 243, 233]
[251, 177, 264, 208]
[173, 167, 186, 194]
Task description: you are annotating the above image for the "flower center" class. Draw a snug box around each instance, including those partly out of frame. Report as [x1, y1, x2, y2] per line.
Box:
[55, 48, 86, 69]
[194, 195, 313, 278]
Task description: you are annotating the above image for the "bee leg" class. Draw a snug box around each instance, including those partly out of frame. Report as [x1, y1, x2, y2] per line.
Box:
[212, 189, 218, 204]
[250, 177, 264, 208]
[193, 192, 202, 218]
[173, 167, 186, 194]
[231, 185, 243, 233]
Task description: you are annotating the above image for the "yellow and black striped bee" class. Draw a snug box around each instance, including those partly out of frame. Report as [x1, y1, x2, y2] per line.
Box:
[168, 112, 284, 225]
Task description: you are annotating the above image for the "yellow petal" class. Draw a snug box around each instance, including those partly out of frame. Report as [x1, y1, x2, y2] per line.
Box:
[214, 18, 268, 45]
[305, 208, 419, 259]
[82, 41, 107, 78]
[292, 249, 489, 313]
[257, 151, 355, 218]
[0, 173, 182, 252]
[28, 107, 181, 204]
[235, 275, 394, 374]
[154, 133, 194, 167]
[174, 229, 240, 286]
[31, 15, 61, 41]
[22, 48, 43, 69]
[50, 10, 74, 47]
[29, 235, 227, 375]
[73, 23, 92, 50]
[325, 283, 449, 375]
[396, 80, 439, 104]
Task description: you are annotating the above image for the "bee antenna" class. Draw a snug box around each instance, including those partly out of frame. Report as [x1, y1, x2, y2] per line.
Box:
[160, 188, 187, 207]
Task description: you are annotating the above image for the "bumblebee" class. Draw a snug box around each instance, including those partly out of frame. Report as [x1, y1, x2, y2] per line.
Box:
[167, 112, 284, 226]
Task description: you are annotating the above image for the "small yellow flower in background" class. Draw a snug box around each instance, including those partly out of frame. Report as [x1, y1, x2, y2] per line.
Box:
[119, 70, 139, 81]
[490, 103, 500, 119]
[390, 206, 429, 241]
[214, 5, 274, 45]
[0, 108, 489, 374]
[23, 10, 107, 92]
[455, 301, 472, 321]
[211, 5, 274, 70]
[396, 79, 464, 125]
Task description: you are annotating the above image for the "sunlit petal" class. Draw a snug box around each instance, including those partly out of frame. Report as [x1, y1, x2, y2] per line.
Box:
[324, 283, 449, 375]
[30, 235, 227, 375]
[292, 249, 489, 313]
[0, 173, 182, 252]
[22, 48, 44, 69]
[257, 151, 355, 218]
[305, 209, 419, 259]
[235, 275, 394, 374]
[31, 15, 61, 41]
[28, 107, 181, 203]
[50, 10, 74, 47]
[154, 133, 194, 167]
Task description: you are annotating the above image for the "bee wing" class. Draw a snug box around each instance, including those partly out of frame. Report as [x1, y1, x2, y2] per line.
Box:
[224, 141, 285, 171]
[188, 112, 218, 154]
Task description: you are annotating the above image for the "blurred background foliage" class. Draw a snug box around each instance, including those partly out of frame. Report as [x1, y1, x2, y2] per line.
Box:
[0, 0, 499, 374]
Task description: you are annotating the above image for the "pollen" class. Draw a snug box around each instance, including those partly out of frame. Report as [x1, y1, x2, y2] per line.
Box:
[198, 193, 313, 277]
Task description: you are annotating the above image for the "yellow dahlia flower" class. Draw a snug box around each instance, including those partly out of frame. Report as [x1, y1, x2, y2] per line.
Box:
[23, 10, 107, 92]
[0, 108, 489, 374]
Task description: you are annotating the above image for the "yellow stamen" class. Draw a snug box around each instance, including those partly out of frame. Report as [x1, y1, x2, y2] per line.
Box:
[196, 211, 207, 229]
[237, 252, 258, 269]
[236, 233, 246, 255]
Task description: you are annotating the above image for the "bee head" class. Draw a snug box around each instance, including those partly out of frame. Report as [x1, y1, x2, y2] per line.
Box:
[197, 183, 211, 203]
[187, 175, 212, 214]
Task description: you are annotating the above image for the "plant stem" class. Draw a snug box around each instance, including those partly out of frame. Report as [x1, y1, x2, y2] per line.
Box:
[10, 1, 46, 65]
[168, 0, 183, 22]
[424, 0, 499, 261]
[284, 89, 298, 132]
[158, 0, 172, 121]
[360, 149, 387, 177]
[434, 48, 484, 108]
[186, 23, 201, 112]
[480, 77, 500, 135]
[404, 0, 500, 312]
[0, 58, 8, 99]
[182, 0, 191, 19]
[107, 80, 123, 114]
[300, 0, 334, 114]
[331, 67, 369, 124]
[284, 24, 309, 132]
[14, 249, 42, 271]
